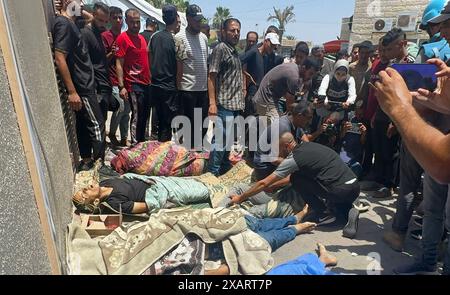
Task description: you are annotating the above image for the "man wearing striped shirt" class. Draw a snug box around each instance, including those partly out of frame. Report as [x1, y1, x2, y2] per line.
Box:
[175, 4, 210, 150]
[207, 18, 245, 176]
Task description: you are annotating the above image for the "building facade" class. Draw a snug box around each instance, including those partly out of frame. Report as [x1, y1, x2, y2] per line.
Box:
[349, 0, 429, 48]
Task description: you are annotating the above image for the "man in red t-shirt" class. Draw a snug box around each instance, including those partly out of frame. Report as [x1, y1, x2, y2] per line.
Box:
[115, 8, 151, 144]
[102, 6, 131, 147]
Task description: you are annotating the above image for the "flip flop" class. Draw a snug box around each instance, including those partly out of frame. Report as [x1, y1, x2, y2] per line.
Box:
[353, 199, 371, 213]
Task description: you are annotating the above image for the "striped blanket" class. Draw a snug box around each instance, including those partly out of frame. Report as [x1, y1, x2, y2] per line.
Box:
[111, 141, 208, 177]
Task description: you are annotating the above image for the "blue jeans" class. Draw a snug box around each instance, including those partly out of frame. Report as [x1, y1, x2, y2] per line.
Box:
[421, 173, 450, 274]
[245, 215, 297, 252]
[208, 106, 241, 176]
[109, 86, 131, 140]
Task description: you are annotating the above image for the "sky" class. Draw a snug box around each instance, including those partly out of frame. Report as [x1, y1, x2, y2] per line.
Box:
[191, 0, 356, 45]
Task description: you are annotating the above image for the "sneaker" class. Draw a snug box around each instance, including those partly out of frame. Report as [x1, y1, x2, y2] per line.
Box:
[383, 230, 405, 252]
[343, 208, 360, 239]
[317, 213, 337, 226]
[77, 160, 94, 172]
[372, 187, 393, 199]
[414, 217, 423, 228]
[393, 261, 438, 275]
[410, 229, 422, 240]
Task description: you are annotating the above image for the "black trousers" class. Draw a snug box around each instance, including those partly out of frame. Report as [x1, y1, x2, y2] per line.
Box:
[361, 122, 374, 177]
[373, 120, 400, 188]
[129, 85, 151, 144]
[179, 90, 209, 149]
[291, 174, 360, 218]
[98, 88, 119, 123]
[152, 86, 179, 142]
[76, 94, 106, 161]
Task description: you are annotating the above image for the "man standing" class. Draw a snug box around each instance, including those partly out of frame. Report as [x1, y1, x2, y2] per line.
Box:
[175, 4, 209, 150]
[372, 28, 415, 199]
[349, 41, 373, 99]
[81, 3, 119, 142]
[141, 16, 159, 45]
[149, 5, 183, 143]
[53, 0, 105, 171]
[208, 18, 245, 176]
[115, 9, 151, 145]
[102, 6, 130, 147]
[240, 32, 281, 115]
[252, 57, 319, 120]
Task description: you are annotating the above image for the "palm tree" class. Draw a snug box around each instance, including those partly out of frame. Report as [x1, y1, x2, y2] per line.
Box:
[285, 35, 296, 40]
[212, 6, 232, 30]
[145, 0, 189, 11]
[267, 5, 295, 42]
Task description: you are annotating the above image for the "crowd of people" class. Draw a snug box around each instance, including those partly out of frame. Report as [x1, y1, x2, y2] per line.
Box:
[54, 0, 450, 275]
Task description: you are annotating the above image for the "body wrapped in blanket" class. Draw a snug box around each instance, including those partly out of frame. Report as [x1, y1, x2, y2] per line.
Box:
[111, 141, 209, 177]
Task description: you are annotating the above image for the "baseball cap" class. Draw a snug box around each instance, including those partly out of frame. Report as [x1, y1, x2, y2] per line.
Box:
[186, 4, 205, 21]
[429, 2, 450, 24]
[265, 32, 281, 46]
[162, 4, 177, 25]
[146, 16, 158, 26]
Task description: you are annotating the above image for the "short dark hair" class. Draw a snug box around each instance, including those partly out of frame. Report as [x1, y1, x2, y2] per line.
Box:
[302, 56, 321, 72]
[125, 8, 140, 19]
[292, 100, 312, 116]
[382, 28, 406, 46]
[223, 18, 241, 30]
[247, 31, 259, 40]
[109, 6, 122, 17]
[295, 41, 309, 55]
[266, 25, 280, 35]
[93, 2, 109, 15]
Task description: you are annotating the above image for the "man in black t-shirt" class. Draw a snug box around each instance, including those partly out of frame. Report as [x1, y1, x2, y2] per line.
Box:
[230, 132, 360, 227]
[53, 0, 105, 172]
[141, 16, 159, 45]
[149, 5, 184, 142]
[81, 2, 119, 132]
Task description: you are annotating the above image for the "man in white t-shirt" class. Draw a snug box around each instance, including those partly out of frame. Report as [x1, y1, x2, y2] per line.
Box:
[175, 4, 209, 150]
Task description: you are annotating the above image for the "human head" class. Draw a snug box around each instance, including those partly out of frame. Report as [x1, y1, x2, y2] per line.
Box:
[186, 4, 205, 34]
[333, 60, 349, 83]
[72, 182, 102, 214]
[357, 41, 374, 65]
[381, 28, 407, 60]
[311, 45, 325, 61]
[162, 5, 181, 33]
[294, 41, 309, 65]
[222, 18, 241, 47]
[350, 45, 359, 63]
[125, 8, 141, 35]
[430, 2, 450, 43]
[109, 6, 123, 31]
[246, 31, 259, 50]
[263, 32, 281, 54]
[92, 2, 110, 32]
[422, 0, 449, 37]
[336, 49, 350, 61]
[146, 16, 159, 32]
[291, 101, 313, 129]
[278, 132, 297, 158]
[266, 25, 280, 36]
[299, 57, 320, 81]
[201, 23, 211, 39]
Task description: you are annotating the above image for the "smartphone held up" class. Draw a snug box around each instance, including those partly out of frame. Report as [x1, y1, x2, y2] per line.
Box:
[390, 63, 438, 92]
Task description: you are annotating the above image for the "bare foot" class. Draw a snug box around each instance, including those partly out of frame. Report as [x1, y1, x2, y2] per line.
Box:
[293, 222, 316, 234]
[295, 204, 309, 223]
[317, 243, 337, 267]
